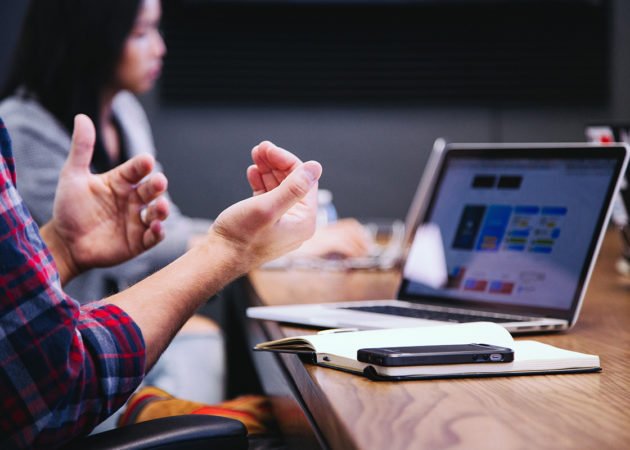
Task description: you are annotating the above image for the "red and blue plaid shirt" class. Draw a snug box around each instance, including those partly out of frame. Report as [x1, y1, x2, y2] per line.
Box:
[0, 118, 146, 448]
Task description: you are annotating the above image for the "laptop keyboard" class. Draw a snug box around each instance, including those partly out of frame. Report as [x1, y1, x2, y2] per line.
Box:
[342, 305, 524, 323]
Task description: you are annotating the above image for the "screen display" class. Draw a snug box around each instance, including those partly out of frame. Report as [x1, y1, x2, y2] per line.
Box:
[401, 150, 623, 315]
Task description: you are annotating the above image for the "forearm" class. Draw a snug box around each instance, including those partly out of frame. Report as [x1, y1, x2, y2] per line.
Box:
[106, 232, 246, 368]
[147, 212, 212, 268]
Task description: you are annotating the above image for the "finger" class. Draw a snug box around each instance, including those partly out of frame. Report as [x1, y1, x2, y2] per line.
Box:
[313, 224, 371, 257]
[257, 141, 302, 172]
[347, 237, 371, 256]
[250, 145, 270, 172]
[140, 207, 149, 226]
[251, 144, 281, 191]
[136, 172, 168, 204]
[143, 220, 165, 249]
[113, 154, 156, 185]
[254, 147, 283, 191]
[260, 170, 281, 192]
[342, 222, 373, 247]
[327, 235, 368, 257]
[344, 231, 372, 255]
[252, 144, 281, 191]
[142, 197, 170, 224]
[66, 114, 96, 171]
[247, 165, 266, 195]
[326, 243, 361, 258]
[258, 160, 322, 220]
[253, 142, 302, 191]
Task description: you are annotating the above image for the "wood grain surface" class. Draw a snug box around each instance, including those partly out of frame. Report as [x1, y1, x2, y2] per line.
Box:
[249, 230, 630, 449]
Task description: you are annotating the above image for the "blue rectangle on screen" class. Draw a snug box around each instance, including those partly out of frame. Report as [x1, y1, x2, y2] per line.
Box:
[476, 205, 512, 251]
[541, 207, 567, 216]
[514, 206, 539, 215]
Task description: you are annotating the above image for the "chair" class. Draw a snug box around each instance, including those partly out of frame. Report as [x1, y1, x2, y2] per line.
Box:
[62, 414, 248, 450]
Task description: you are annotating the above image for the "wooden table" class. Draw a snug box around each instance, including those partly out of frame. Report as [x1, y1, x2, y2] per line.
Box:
[246, 231, 630, 450]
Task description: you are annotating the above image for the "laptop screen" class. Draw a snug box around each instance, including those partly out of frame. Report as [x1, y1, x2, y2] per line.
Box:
[398, 145, 628, 320]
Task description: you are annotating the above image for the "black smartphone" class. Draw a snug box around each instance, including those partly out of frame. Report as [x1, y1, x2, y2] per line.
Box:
[357, 343, 514, 367]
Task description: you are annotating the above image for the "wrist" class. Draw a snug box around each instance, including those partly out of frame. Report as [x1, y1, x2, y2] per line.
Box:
[198, 229, 253, 278]
[40, 220, 81, 285]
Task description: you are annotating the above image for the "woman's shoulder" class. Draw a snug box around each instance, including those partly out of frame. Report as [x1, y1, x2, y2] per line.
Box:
[0, 94, 69, 146]
[112, 91, 149, 124]
[112, 91, 156, 157]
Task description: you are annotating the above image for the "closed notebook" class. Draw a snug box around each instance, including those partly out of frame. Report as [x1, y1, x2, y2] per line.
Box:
[254, 322, 600, 380]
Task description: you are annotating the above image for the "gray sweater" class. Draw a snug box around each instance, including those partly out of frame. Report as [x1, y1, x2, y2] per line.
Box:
[0, 91, 212, 303]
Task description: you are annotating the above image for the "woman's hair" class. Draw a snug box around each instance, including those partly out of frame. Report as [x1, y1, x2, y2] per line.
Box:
[2, 0, 142, 170]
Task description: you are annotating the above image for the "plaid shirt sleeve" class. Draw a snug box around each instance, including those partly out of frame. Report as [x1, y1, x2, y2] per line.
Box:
[0, 118, 146, 448]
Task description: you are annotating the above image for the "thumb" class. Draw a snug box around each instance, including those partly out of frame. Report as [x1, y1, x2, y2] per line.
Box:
[262, 160, 322, 217]
[65, 114, 96, 171]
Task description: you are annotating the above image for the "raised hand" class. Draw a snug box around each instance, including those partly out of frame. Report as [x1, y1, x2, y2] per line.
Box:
[43, 114, 169, 282]
[248, 143, 371, 259]
[246, 140, 303, 195]
[106, 141, 320, 367]
[210, 141, 322, 270]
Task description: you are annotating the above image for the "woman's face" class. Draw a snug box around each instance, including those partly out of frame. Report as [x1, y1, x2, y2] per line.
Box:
[115, 0, 166, 94]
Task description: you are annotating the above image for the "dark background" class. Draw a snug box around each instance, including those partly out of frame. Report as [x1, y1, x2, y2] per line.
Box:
[1, 0, 628, 222]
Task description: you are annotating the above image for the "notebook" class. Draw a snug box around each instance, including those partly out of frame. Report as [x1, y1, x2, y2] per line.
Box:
[253, 322, 601, 380]
[248, 143, 629, 334]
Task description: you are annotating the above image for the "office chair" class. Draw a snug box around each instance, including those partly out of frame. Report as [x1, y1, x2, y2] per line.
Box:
[62, 414, 248, 450]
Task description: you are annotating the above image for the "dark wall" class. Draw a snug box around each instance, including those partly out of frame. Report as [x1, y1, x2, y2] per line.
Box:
[1, 1, 629, 222]
[0, 1, 28, 89]
[143, 1, 630, 221]
[160, 2, 609, 106]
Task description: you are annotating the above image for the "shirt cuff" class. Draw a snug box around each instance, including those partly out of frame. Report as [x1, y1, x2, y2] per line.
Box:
[77, 304, 146, 415]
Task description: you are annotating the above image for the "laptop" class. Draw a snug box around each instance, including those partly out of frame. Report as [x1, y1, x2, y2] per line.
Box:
[585, 123, 630, 236]
[262, 138, 448, 271]
[248, 143, 629, 334]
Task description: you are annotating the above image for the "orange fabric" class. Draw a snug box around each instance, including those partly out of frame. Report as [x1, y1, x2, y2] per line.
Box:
[118, 386, 273, 435]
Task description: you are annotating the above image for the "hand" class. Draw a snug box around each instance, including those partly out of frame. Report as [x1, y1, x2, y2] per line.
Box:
[210, 141, 322, 270]
[292, 218, 373, 258]
[108, 141, 319, 366]
[42, 114, 169, 283]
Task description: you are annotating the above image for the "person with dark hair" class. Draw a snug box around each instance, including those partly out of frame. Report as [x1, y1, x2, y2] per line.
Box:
[1, 0, 202, 305]
[0, 112, 322, 448]
[0, 0, 224, 405]
[0, 0, 371, 408]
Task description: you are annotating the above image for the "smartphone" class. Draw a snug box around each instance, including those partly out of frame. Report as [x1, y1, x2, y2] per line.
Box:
[357, 343, 514, 366]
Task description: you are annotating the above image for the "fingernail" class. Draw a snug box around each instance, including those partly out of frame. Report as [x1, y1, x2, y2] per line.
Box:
[303, 161, 322, 183]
